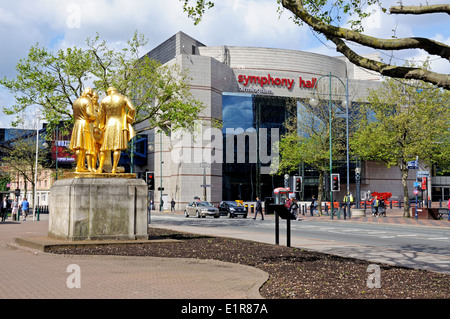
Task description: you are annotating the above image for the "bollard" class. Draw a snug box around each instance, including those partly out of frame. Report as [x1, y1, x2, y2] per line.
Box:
[37, 207, 40, 221]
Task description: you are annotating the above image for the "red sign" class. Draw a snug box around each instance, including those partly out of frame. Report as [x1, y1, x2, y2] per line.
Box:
[238, 74, 317, 90]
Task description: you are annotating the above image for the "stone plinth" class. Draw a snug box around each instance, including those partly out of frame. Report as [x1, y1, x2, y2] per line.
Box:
[48, 177, 148, 241]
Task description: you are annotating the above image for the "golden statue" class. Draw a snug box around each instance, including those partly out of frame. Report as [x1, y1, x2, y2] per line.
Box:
[91, 91, 102, 168]
[69, 87, 96, 172]
[96, 87, 136, 174]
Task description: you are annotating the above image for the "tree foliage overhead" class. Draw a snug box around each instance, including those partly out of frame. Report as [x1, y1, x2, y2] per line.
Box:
[351, 74, 450, 216]
[180, 0, 450, 89]
[1, 31, 205, 137]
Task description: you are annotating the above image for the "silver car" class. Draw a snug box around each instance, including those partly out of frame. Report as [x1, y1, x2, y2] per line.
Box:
[184, 201, 220, 218]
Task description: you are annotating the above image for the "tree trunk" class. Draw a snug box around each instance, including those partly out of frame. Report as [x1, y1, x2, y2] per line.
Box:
[400, 164, 411, 218]
[317, 169, 324, 214]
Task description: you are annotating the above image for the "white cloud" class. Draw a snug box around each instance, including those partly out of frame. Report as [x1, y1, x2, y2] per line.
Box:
[0, 0, 448, 128]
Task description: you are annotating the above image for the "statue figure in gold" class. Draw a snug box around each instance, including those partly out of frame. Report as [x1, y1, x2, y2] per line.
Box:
[96, 87, 136, 174]
[90, 91, 103, 169]
[69, 87, 96, 172]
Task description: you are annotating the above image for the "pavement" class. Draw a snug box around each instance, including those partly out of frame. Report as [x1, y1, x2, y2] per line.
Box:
[1, 207, 448, 299]
[0, 214, 267, 299]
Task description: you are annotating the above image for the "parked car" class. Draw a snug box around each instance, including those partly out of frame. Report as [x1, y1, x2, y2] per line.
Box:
[184, 201, 220, 218]
[218, 201, 248, 218]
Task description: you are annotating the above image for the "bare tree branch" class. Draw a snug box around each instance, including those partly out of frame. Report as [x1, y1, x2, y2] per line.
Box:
[329, 36, 450, 89]
[281, 0, 450, 60]
[390, 4, 450, 15]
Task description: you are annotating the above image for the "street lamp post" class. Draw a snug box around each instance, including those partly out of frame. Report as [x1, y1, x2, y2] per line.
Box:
[33, 124, 39, 221]
[355, 166, 361, 209]
[309, 72, 350, 219]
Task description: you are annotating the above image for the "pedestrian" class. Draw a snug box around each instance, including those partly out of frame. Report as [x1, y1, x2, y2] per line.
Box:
[371, 196, 379, 217]
[150, 199, 154, 210]
[253, 196, 264, 220]
[343, 193, 348, 219]
[310, 195, 319, 216]
[290, 198, 299, 220]
[285, 197, 292, 211]
[1, 197, 10, 222]
[11, 198, 19, 221]
[171, 198, 176, 212]
[378, 198, 386, 217]
[20, 198, 29, 221]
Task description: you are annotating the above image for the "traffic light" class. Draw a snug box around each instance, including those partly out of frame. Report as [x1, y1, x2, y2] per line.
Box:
[293, 176, 302, 192]
[331, 174, 340, 192]
[146, 172, 155, 190]
[421, 177, 427, 190]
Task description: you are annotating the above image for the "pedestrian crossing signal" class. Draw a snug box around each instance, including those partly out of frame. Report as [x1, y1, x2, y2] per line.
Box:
[331, 174, 340, 192]
[293, 176, 302, 192]
[146, 172, 155, 191]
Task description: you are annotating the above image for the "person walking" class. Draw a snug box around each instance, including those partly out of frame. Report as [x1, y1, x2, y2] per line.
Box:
[253, 197, 264, 220]
[11, 198, 19, 221]
[20, 198, 29, 221]
[291, 198, 299, 220]
[171, 199, 176, 212]
[310, 195, 318, 216]
[371, 196, 379, 217]
[1, 197, 10, 222]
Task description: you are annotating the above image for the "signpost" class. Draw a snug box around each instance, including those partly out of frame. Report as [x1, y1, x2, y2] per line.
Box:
[407, 160, 418, 169]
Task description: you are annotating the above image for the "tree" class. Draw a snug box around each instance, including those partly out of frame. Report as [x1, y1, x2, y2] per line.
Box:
[87, 32, 205, 133]
[272, 96, 350, 213]
[1, 31, 205, 137]
[0, 131, 47, 212]
[180, 0, 450, 89]
[351, 75, 450, 217]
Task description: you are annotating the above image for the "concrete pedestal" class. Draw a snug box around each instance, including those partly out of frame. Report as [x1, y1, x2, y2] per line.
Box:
[48, 177, 148, 241]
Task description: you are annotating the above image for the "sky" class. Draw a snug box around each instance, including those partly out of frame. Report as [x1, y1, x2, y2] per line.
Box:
[0, 0, 449, 129]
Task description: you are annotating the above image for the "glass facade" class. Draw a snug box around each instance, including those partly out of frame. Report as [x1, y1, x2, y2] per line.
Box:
[222, 92, 288, 201]
[221, 93, 360, 202]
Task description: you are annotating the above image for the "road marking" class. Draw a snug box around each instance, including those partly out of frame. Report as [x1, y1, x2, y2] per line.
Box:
[427, 237, 448, 240]
[396, 234, 418, 237]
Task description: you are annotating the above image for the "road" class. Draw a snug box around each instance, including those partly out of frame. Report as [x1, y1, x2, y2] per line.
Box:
[150, 213, 450, 274]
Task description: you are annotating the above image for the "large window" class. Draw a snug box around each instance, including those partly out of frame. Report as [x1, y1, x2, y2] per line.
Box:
[222, 93, 287, 201]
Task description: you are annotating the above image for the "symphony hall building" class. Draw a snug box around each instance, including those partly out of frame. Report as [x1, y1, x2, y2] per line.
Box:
[134, 31, 424, 211]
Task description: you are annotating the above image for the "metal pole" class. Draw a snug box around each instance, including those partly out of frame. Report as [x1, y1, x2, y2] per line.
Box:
[346, 77, 350, 219]
[33, 124, 39, 221]
[329, 72, 333, 220]
[130, 135, 134, 174]
[160, 131, 163, 212]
